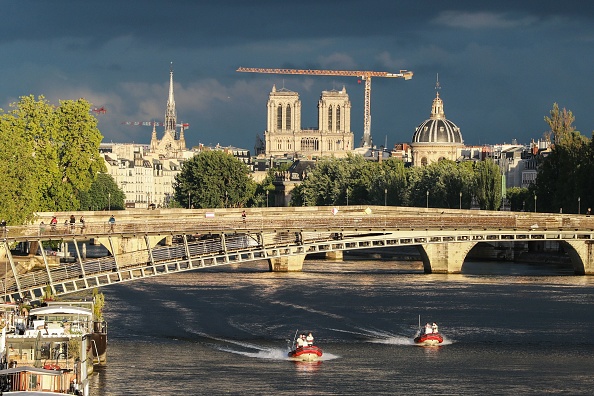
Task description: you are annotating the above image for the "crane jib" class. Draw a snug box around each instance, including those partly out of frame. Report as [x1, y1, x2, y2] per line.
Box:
[236, 66, 413, 148]
[237, 67, 412, 79]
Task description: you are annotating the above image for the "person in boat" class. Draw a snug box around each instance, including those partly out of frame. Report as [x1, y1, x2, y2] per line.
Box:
[432, 322, 439, 333]
[425, 323, 433, 334]
[306, 332, 314, 346]
[296, 334, 306, 348]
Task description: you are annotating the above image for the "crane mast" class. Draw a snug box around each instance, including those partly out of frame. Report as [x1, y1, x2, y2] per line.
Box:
[237, 67, 413, 148]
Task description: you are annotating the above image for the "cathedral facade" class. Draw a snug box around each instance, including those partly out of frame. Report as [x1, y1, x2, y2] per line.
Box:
[264, 85, 354, 158]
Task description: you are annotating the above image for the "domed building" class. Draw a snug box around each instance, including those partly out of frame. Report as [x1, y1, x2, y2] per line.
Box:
[411, 90, 464, 166]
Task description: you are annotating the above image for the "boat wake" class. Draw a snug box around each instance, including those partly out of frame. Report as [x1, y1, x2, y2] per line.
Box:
[217, 343, 339, 361]
[192, 333, 339, 361]
[328, 326, 455, 346]
[217, 344, 288, 360]
[328, 327, 414, 345]
[369, 333, 416, 345]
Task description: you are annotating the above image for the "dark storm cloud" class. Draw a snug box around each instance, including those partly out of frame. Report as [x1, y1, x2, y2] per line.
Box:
[2, 1, 594, 150]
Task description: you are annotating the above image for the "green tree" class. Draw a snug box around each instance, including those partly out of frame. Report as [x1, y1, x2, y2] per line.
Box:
[0, 112, 41, 224]
[506, 187, 530, 212]
[473, 159, 502, 210]
[406, 160, 474, 209]
[52, 99, 106, 210]
[408, 162, 449, 208]
[544, 102, 575, 145]
[174, 150, 255, 208]
[78, 173, 125, 211]
[0, 95, 105, 221]
[535, 130, 589, 213]
[370, 158, 408, 206]
[584, 135, 594, 212]
[290, 154, 373, 206]
[457, 161, 476, 209]
[250, 163, 289, 207]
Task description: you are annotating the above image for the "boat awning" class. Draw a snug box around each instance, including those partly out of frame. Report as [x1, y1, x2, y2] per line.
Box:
[29, 305, 92, 317]
[0, 366, 62, 376]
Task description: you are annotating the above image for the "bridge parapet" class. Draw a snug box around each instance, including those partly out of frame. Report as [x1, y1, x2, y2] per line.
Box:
[2, 206, 593, 243]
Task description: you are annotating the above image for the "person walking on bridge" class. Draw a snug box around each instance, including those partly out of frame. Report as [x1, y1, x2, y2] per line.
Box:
[69, 215, 76, 233]
[108, 215, 115, 232]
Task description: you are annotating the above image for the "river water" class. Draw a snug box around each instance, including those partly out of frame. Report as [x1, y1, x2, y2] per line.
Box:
[87, 257, 594, 395]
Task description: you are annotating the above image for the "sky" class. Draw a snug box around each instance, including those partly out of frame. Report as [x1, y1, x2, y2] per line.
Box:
[2, 1, 594, 152]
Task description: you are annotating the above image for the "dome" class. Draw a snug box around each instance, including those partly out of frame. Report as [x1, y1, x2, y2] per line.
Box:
[412, 92, 463, 145]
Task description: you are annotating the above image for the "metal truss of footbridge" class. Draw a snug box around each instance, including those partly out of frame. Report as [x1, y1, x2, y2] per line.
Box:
[1, 206, 594, 302]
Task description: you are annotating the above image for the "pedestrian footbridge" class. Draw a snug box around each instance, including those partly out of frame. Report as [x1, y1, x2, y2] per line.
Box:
[1, 206, 593, 302]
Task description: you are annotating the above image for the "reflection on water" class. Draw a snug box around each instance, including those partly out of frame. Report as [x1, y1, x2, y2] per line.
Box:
[88, 257, 594, 396]
[293, 360, 322, 373]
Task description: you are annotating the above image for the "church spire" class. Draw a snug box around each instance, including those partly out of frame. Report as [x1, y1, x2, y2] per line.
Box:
[165, 62, 177, 137]
[430, 73, 445, 120]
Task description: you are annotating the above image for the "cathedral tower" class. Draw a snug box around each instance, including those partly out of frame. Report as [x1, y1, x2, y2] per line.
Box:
[264, 85, 353, 158]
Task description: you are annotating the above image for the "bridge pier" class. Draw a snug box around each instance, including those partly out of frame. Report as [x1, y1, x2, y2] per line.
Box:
[325, 251, 343, 261]
[562, 240, 594, 275]
[269, 254, 306, 271]
[95, 236, 163, 267]
[419, 242, 477, 274]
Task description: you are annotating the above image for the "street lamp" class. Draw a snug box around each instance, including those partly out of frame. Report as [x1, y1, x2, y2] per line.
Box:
[384, 188, 387, 206]
[426, 190, 429, 209]
[534, 195, 537, 213]
[578, 197, 581, 214]
[459, 191, 462, 210]
[346, 187, 349, 206]
[266, 190, 269, 207]
[188, 191, 191, 209]
[108, 192, 111, 212]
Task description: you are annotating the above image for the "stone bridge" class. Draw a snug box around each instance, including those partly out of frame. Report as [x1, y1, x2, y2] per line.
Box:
[0, 206, 593, 302]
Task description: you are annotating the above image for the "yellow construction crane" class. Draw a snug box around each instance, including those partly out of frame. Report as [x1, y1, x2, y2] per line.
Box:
[237, 67, 413, 147]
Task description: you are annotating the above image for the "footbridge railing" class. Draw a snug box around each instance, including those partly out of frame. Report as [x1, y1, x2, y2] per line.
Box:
[1, 206, 593, 302]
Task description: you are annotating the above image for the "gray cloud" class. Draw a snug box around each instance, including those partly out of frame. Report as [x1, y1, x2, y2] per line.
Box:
[2, 1, 594, 151]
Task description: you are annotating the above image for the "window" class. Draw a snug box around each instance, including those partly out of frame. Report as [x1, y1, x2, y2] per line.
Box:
[277, 104, 283, 129]
[336, 106, 341, 130]
[328, 105, 333, 130]
[301, 138, 319, 151]
[286, 105, 291, 130]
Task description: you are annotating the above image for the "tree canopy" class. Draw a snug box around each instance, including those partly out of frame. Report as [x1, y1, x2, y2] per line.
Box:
[78, 173, 126, 211]
[291, 155, 501, 210]
[0, 96, 105, 224]
[534, 104, 592, 213]
[174, 150, 256, 209]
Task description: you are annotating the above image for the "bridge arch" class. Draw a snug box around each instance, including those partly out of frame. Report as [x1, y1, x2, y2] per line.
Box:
[418, 242, 477, 273]
[561, 240, 593, 275]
